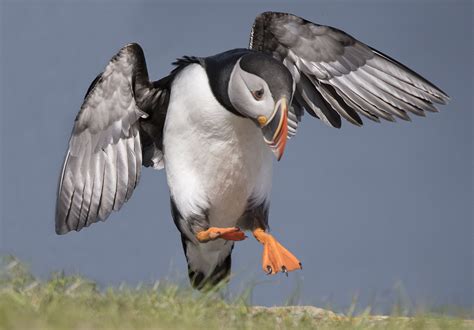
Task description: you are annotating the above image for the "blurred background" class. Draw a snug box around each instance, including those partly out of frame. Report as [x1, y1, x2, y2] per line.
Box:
[0, 0, 472, 314]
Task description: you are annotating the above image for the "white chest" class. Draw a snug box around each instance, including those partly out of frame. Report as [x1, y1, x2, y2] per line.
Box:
[163, 64, 273, 226]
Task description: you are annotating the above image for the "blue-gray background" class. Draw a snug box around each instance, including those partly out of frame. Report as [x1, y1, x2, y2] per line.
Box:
[1, 0, 472, 313]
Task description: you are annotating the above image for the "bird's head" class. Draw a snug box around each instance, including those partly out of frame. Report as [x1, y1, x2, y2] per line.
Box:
[228, 53, 294, 160]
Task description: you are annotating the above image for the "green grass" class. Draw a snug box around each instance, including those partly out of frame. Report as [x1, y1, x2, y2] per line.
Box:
[0, 256, 471, 330]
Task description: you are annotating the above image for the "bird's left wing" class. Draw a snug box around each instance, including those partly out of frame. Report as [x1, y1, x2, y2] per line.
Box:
[249, 12, 449, 133]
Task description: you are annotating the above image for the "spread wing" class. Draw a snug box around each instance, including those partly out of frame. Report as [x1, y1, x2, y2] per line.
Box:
[56, 43, 165, 235]
[249, 12, 449, 131]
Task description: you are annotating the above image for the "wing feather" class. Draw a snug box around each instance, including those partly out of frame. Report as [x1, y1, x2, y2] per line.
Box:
[125, 133, 138, 200]
[99, 143, 117, 220]
[296, 73, 341, 127]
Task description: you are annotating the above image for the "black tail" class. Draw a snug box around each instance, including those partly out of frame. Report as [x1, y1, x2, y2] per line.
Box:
[180, 234, 234, 290]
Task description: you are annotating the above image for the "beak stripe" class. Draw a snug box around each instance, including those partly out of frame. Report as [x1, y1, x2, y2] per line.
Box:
[263, 97, 288, 161]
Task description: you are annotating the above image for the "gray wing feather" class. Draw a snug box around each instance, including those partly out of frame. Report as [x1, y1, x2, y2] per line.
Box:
[56, 43, 160, 235]
[249, 12, 449, 131]
[287, 102, 303, 139]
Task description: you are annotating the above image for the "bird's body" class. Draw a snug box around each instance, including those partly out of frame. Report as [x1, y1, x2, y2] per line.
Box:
[164, 63, 273, 282]
[55, 12, 449, 289]
[164, 63, 272, 228]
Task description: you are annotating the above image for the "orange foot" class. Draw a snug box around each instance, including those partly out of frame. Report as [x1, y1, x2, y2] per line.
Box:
[196, 227, 247, 243]
[253, 228, 302, 275]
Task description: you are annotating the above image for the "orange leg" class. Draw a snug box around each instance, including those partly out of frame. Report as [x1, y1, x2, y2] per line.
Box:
[196, 227, 247, 243]
[253, 228, 302, 275]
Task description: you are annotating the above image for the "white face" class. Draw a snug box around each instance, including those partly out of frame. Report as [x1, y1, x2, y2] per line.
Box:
[227, 56, 291, 160]
[228, 59, 276, 121]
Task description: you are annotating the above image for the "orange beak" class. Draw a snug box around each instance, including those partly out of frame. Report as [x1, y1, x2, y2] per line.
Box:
[261, 97, 288, 161]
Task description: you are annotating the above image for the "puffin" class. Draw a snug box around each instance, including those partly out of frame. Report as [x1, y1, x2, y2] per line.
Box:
[55, 12, 449, 289]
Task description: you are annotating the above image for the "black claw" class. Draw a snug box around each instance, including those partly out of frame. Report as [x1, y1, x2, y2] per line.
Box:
[299, 262, 303, 270]
[282, 266, 288, 277]
[266, 265, 272, 275]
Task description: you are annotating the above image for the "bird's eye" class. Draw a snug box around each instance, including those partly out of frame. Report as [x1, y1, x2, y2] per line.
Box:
[251, 88, 264, 101]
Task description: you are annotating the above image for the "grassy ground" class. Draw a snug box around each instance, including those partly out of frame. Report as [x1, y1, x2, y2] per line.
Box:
[0, 257, 471, 330]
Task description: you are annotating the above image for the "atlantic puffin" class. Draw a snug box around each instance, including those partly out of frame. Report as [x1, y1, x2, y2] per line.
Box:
[55, 12, 449, 289]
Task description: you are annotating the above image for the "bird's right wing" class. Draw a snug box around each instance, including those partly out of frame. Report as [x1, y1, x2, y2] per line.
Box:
[56, 43, 164, 235]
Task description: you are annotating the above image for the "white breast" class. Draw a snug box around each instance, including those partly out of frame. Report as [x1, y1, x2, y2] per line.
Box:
[163, 64, 273, 227]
